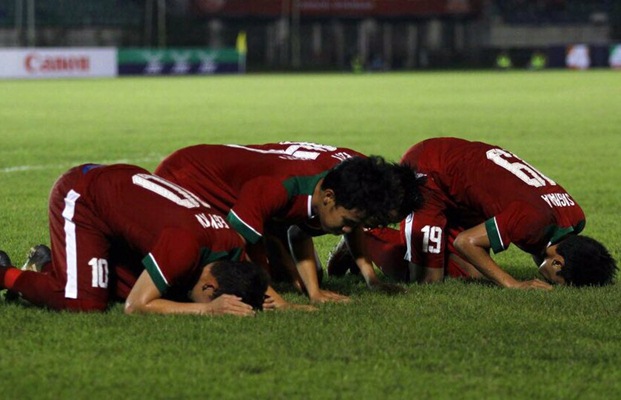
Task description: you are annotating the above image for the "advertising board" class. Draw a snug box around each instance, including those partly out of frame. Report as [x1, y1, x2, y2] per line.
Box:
[0, 48, 117, 79]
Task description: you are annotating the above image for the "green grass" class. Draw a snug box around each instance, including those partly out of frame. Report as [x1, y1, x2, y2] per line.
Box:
[1, 70, 620, 399]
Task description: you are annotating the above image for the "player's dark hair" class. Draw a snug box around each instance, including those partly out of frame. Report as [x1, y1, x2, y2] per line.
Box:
[556, 235, 618, 287]
[393, 162, 426, 220]
[322, 156, 425, 227]
[211, 260, 270, 310]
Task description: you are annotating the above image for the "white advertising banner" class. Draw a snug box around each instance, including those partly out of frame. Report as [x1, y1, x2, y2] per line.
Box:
[0, 48, 117, 79]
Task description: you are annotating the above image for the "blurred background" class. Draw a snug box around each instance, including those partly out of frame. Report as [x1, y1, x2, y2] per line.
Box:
[0, 0, 619, 71]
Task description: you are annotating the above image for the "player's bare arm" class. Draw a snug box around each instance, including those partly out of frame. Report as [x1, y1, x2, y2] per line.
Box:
[345, 228, 406, 294]
[263, 285, 318, 311]
[288, 227, 349, 303]
[125, 269, 256, 316]
[453, 223, 552, 290]
[263, 232, 307, 293]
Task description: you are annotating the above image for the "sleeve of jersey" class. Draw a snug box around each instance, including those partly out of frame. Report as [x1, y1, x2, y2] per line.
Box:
[484, 203, 547, 254]
[401, 207, 448, 270]
[141, 228, 200, 294]
[226, 177, 291, 245]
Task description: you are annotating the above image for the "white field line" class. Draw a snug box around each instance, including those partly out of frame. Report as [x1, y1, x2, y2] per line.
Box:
[0, 155, 164, 174]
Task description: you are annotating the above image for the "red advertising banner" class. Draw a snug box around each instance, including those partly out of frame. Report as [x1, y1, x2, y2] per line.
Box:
[193, 0, 481, 18]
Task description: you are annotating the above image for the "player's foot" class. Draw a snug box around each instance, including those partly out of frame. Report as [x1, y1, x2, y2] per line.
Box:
[22, 244, 51, 272]
[0, 250, 12, 268]
[326, 239, 359, 277]
[0, 250, 21, 302]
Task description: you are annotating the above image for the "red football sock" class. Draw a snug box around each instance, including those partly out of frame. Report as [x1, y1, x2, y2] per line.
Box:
[10, 270, 108, 312]
[0, 267, 22, 289]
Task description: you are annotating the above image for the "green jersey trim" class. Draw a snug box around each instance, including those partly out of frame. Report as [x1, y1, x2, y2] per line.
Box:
[142, 247, 244, 295]
[142, 253, 169, 294]
[549, 220, 585, 245]
[485, 217, 505, 254]
[198, 247, 244, 266]
[282, 171, 328, 196]
[227, 210, 261, 244]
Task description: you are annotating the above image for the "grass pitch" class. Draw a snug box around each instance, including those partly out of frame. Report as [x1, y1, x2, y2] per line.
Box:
[1, 70, 620, 399]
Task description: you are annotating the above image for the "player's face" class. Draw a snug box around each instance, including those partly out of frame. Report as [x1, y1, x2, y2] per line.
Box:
[319, 203, 365, 235]
[316, 189, 366, 234]
[538, 245, 566, 285]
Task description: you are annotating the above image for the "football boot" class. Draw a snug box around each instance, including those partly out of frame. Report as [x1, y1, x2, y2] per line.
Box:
[22, 244, 51, 272]
[0, 250, 12, 268]
[326, 238, 360, 277]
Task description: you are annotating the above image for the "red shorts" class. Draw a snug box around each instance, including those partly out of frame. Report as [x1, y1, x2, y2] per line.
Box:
[365, 226, 472, 281]
[41, 166, 111, 310]
[363, 227, 409, 281]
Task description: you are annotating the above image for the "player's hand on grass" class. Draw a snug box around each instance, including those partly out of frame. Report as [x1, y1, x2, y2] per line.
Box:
[262, 295, 277, 311]
[511, 278, 553, 291]
[263, 295, 317, 311]
[309, 289, 350, 304]
[208, 294, 256, 316]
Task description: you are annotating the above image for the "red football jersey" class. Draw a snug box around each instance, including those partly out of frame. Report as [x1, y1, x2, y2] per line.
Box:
[400, 138, 585, 269]
[155, 142, 363, 244]
[54, 164, 245, 295]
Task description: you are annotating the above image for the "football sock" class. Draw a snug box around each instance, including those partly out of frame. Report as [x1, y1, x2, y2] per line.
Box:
[0, 267, 22, 289]
[10, 270, 108, 311]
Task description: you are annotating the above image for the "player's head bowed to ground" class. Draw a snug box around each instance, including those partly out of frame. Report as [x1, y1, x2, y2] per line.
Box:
[538, 235, 617, 287]
[187, 259, 270, 310]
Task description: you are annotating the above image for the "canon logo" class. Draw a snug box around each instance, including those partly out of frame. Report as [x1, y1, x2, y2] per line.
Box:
[25, 53, 90, 73]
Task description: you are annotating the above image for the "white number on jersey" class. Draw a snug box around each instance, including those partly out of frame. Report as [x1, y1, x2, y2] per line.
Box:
[132, 173, 211, 209]
[226, 142, 342, 161]
[89, 258, 109, 288]
[421, 225, 442, 254]
[486, 149, 556, 188]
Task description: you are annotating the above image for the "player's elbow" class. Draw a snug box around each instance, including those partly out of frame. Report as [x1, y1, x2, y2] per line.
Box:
[453, 232, 473, 255]
[124, 301, 137, 315]
[124, 299, 146, 315]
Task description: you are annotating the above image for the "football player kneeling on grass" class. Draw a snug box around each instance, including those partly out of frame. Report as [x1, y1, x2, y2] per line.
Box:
[155, 142, 425, 306]
[0, 163, 269, 316]
[328, 137, 618, 289]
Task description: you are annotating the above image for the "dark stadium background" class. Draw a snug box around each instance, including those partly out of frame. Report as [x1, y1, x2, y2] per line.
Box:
[1, 0, 619, 70]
